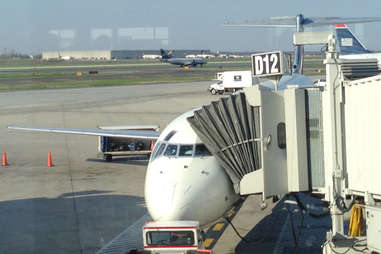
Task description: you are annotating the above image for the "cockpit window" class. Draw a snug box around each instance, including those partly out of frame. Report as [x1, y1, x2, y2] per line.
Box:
[152, 143, 211, 159]
[179, 145, 194, 157]
[151, 142, 166, 161]
[164, 130, 177, 141]
[195, 144, 212, 156]
[151, 142, 161, 157]
[164, 144, 178, 157]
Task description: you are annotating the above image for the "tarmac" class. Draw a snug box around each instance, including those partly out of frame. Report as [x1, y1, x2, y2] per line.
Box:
[0, 82, 332, 254]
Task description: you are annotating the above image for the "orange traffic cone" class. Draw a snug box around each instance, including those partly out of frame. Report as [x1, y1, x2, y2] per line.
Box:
[47, 152, 53, 167]
[150, 140, 155, 151]
[2, 152, 8, 166]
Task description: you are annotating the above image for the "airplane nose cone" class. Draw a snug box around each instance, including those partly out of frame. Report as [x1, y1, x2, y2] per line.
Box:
[144, 160, 185, 221]
[145, 182, 178, 221]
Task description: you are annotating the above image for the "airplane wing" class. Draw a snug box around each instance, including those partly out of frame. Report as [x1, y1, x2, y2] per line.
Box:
[225, 16, 381, 28]
[7, 126, 160, 140]
[98, 125, 160, 131]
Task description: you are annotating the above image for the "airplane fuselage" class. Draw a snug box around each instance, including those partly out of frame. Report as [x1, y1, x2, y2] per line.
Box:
[144, 110, 240, 227]
[165, 58, 207, 67]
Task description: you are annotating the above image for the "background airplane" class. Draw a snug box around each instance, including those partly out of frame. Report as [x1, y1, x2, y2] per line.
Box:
[160, 49, 207, 67]
[225, 15, 381, 74]
[334, 24, 381, 69]
[225, 14, 381, 89]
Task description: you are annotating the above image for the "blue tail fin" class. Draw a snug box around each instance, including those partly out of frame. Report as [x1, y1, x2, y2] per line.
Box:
[160, 49, 169, 59]
[334, 24, 372, 54]
[159, 49, 174, 59]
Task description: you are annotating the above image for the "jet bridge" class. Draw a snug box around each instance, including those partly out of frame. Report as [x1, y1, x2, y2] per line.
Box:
[188, 51, 310, 198]
[188, 84, 310, 198]
[189, 33, 381, 253]
[187, 92, 262, 193]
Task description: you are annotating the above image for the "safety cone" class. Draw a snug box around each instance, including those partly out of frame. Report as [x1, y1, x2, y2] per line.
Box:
[150, 140, 155, 151]
[47, 152, 53, 167]
[2, 152, 8, 166]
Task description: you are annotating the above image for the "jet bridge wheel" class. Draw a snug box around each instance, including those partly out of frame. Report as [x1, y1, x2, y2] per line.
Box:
[104, 154, 112, 162]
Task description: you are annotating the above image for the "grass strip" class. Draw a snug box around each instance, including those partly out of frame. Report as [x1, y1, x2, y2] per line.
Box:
[0, 75, 214, 92]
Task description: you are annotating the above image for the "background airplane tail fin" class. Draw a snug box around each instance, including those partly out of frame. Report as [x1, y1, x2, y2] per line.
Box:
[160, 49, 174, 59]
[334, 24, 372, 54]
[160, 49, 169, 59]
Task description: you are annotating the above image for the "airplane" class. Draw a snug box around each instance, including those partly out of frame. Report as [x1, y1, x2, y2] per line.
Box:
[57, 52, 72, 61]
[8, 14, 381, 229]
[160, 49, 207, 67]
[334, 24, 381, 69]
[8, 109, 240, 227]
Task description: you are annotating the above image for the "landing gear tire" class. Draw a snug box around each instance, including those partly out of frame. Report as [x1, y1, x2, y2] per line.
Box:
[104, 154, 112, 162]
[211, 88, 217, 95]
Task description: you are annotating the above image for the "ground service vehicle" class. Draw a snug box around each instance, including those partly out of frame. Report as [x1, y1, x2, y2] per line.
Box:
[97, 125, 158, 161]
[125, 221, 211, 254]
[208, 70, 256, 95]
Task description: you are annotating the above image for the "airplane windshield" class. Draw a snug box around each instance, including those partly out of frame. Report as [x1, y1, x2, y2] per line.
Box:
[151, 143, 211, 161]
[195, 144, 212, 156]
[164, 144, 178, 157]
[179, 145, 193, 157]
[151, 142, 166, 161]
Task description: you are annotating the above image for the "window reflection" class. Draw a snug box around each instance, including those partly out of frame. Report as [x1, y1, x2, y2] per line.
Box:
[179, 145, 193, 157]
[151, 143, 211, 160]
[151, 142, 166, 161]
[195, 144, 211, 156]
[164, 144, 178, 157]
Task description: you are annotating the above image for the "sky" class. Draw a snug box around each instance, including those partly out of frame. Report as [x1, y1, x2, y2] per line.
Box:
[1, 0, 381, 54]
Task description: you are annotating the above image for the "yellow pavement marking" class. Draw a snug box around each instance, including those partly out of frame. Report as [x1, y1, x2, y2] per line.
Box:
[203, 238, 214, 248]
[212, 223, 224, 231]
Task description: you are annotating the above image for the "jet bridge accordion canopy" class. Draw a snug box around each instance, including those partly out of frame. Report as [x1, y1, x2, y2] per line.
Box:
[187, 92, 261, 191]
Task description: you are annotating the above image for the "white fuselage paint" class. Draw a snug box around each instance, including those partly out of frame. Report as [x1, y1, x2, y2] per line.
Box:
[144, 110, 240, 227]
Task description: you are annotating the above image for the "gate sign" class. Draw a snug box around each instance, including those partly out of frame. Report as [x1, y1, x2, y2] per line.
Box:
[251, 51, 291, 78]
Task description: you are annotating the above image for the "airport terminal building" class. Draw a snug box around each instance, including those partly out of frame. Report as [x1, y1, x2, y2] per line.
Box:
[41, 49, 211, 60]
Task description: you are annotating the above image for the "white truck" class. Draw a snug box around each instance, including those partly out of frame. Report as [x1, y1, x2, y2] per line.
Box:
[208, 70, 257, 95]
[126, 221, 212, 254]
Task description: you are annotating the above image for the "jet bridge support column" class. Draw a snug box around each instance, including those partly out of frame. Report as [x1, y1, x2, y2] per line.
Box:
[322, 34, 345, 236]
